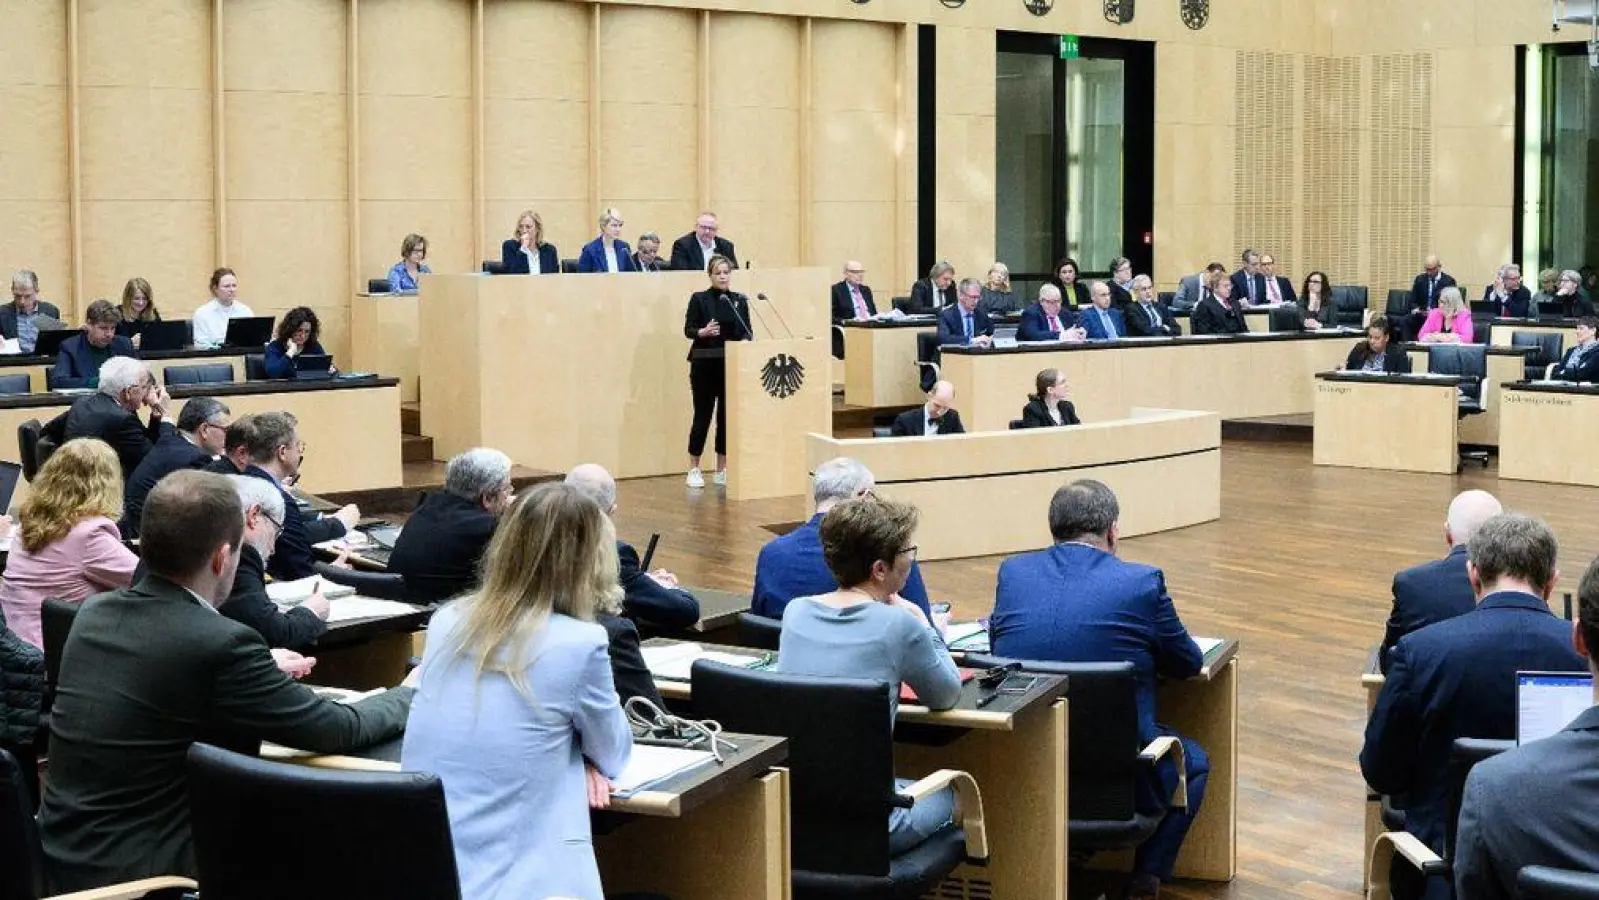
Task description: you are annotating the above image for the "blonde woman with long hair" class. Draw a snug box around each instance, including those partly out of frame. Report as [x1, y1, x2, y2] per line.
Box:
[0, 439, 136, 649]
[401, 482, 633, 900]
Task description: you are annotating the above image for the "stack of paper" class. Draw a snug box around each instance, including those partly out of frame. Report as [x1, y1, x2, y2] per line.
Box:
[612, 743, 718, 796]
[641, 642, 765, 681]
[327, 596, 420, 623]
[944, 621, 990, 652]
[1193, 636, 1225, 657]
[267, 576, 356, 606]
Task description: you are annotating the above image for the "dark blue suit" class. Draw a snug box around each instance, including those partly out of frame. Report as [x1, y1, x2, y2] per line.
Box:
[242, 464, 346, 581]
[990, 542, 1207, 881]
[1361, 591, 1586, 888]
[262, 340, 327, 380]
[1081, 306, 1127, 340]
[121, 431, 213, 538]
[618, 540, 698, 631]
[1016, 302, 1078, 341]
[1380, 545, 1476, 673]
[1411, 272, 1456, 310]
[49, 334, 137, 389]
[500, 239, 559, 275]
[751, 513, 931, 619]
[935, 305, 993, 346]
[576, 238, 638, 274]
[1231, 270, 1266, 306]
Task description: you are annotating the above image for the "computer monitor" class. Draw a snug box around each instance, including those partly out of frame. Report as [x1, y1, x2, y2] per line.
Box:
[32, 329, 75, 359]
[222, 316, 275, 349]
[137, 320, 190, 352]
[1516, 671, 1594, 744]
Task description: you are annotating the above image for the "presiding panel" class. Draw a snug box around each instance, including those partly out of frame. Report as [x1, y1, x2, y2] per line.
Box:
[683, 254, 752, 489]
[43, 357, 172, 480]
[49, 299, 136, 390]
[388, 447, 513, 606]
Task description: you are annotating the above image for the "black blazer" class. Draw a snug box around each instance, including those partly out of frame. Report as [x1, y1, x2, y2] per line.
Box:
[500, 239, 559, 275]
[1410, 272, 1456, 309]
[830, 281, 877, 323]
[1108, 282, 1132, 309]
[1190, 295, 1249, 335]
[1230, 270, 1267, 305]
[669, 234, 738, 272]
[43, 392, 172, 480]
[37, 574, 413, 891]
[1019, 398, 1081, 428]
[935, 304, 994, 345]
[617, 540, 699, 631]
[121, 431, 213, 537]
[1553, 343, 1599, 382]
[1484, 285, 1532, 318]
[1379, 544, 1474, 672]
[242, 465, 345, 582]
[50, 333, 138, 390]
[1124, 300, 1180, 337]
[387, 491, 498, 605]
[220, 543, 328, 653]
[632, 253, 667, 272]
[683, 289, 753, 362]
[1344, 341, 1413, 374]
[889, 407, 965, 437]
[908, 279, 956, 313]
[0, 300, 62, 341]
[598, 614, 662, 707]
[1016, 303, 1079, 341]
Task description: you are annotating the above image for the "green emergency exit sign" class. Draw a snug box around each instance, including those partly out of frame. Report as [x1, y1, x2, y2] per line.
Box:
[1060, 34, 1079, 58]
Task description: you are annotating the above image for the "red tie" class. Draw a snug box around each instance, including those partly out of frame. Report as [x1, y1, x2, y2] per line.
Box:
[851, 285, 867, 319]
[1048, 315, 1060, 333]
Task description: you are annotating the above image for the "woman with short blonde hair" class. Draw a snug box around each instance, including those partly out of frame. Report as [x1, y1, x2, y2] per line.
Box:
[387, 234, 431, 293]
[501, 209, 558, 275]
[1419, 285, 1474, 344]
[980, 262, 1019, 315]
[577, 206, 637, 274]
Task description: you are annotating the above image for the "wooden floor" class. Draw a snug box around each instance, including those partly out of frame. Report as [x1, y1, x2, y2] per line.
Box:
[604, 440, 1598, 900]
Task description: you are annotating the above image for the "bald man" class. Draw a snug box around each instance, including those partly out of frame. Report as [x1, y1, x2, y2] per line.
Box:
[564, 463, 699, 633]
[889, 381, 965, 437]
[830, 261, 877, 359]
[1380, 489, 1503, 672]
[1408, 255, 1458, 342]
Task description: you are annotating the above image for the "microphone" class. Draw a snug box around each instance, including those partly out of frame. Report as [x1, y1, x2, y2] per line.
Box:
[721, 291, 755, 341]
[757, 292, 795, 339]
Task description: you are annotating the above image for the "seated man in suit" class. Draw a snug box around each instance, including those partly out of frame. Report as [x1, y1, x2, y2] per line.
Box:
[990, 479, 1207, 900]
[37, 470, 414, 893]
[669, 211, 737, 272]
[1230, 249, 1265, 307]
[1362, 513, 1586, 900]
[121, 396, 230, 537]
[1191, 274, 1248, 335]
[1482, 264, 1532, 319]
[1550, 316, 1599, 382]
[388, 447, 513, 605]
[1017, 284, 1087, 342]
[1258, 253, 1297, 305]
[935, 278, 994, 347]
[220, 473, 329, 653]
[752, 456, 933, 619]
[565, 463, 699, 633]
[4, 269, 64, 353]
[831, 260, 876, 360]
[205, 415, 258, 476]
[49, 299, 137, 390]
[1171, 262, 1226, 312]
[1407, 255, 1457, 341]
[1081, 281, 1128, 340]
[1454, 555, 1599, 900]
[890, 380, 965, 437]
[1126, 274, 1181, 337]
[1380, 490, 1501, 672]
[43, 356, 172, 480]
[239, 412, 360, 581]
[909, 261, 958, 313]
[632, 232, 667, 272]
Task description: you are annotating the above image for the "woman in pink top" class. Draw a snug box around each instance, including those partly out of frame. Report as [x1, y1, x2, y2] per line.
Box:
[0, 438, 137, 649]
[1418, 286, 1475, 344]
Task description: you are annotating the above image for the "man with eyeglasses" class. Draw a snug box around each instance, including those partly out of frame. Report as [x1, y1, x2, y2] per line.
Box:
[669, 211, 738, 272]
[217, 473, 329, 653]
[240, 411, 360, 581]
[830, 260, 877, 359]
[121, 396, 231, 538]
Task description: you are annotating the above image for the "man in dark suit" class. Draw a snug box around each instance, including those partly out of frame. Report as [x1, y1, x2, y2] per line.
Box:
[1361, 514, 1586, 900]
[1453, 556, 1599, 900]
[1483, 264, 1533, 319]
[389, 447, 513, 605]
[1380, 490, 1502, 672]
[1230, 249, 1266, 307]
[935, 278, 994, 347]
[990, 479, 1207, 900]
[1017, 285, 1085, 342]
[669, 211, 738, 272]
[564, 464, 701, 631]
[831, 260, 877, 323]
[221, 473, 330, 652]
[49, 299, 137, 390]
[1126, 275, 1180, 337]
[1081, 281, 1128, 340]
[1550, 317, 1599, 382]
[1171, 263, 1226, 312]
[890, 380, 965, 436]
[3, 269, 63, 353]
[37, 471, 414, 892]
[121, 396, 230, 537]
[1258, 253, 1298, 305]
[43, 356, 172, 480]
[205, 415, 259, 476]
[1407, 255, 1458, 341]
[1191, 276, 1248, 335]
[239, 411, 360, 581]
[909, 261, 958, 313]
[632, 232, 668, 272]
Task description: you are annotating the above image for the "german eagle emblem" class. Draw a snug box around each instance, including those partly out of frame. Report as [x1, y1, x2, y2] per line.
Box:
[760, 354, 805, 399]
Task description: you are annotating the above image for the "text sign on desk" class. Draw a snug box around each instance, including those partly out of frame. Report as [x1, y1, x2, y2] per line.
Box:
[1504, 392, 1575, 408]
[1317, 384, 1352, 396]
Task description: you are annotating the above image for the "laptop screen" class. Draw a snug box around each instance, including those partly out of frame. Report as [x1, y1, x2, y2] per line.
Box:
[0, 460, 21, 514]
[1516, 671, 1594, 744]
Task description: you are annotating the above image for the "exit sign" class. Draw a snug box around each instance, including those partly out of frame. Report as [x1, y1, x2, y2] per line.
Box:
[1059, 34, 1079, 58]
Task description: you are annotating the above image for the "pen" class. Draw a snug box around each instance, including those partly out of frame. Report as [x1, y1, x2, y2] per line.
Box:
[975, 692, 1001, 709]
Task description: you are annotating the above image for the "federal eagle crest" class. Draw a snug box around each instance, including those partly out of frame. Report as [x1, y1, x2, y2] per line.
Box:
[760, 354, 805, 399]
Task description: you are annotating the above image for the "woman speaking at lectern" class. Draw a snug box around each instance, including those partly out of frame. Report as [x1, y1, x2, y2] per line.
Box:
[683, 254, 752, 489]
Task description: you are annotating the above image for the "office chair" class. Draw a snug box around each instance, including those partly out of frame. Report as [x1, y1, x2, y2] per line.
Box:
[1268, 306, 1305, 332]
[914, 331, 941, 393]
[16, 420, 40, 482]
[1367, 738, 1511, 900]
[1331, 285, 1370, 328]
[33, 435, 57, 474]
[1008, 419, 1026, 430]
[163, 363, 235, 386]
[692, 662, 988, 899]
[736, 611, 782, 651]
[40, 367, 54, 391]
[480, 260, 507, 275]
[367, 279, 392, 294]
[187, 743, 460, 900]
[1519, 866, 1599, 899]
[1157, 291, 1175, 307]
[1427, 344, 1491, 468]
[0, 375, 29, 396]
[832, 324, 847, 360]
[891, 295, 914, 314]
[243, 354, 268, 381]
[1511, 331, 1563, 380]
[40, 599, 79, 717]
[313, 562, 409, 603]
[559, 258, 578, 274]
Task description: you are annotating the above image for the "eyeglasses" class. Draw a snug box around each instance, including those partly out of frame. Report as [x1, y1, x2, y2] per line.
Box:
[897, 545, 918, 559]
[261, 509, 284, 535]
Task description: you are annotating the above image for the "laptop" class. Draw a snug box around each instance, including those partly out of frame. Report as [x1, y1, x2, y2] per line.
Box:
[360, 524, 402, 551]
[222, 316, 275, 349]
[32, 329, 75, 359]
[1516, 671, 1594, 744]
[294, 353, 334, 381]
[137, 320, 190, 352]
[0, 460, 21, 516]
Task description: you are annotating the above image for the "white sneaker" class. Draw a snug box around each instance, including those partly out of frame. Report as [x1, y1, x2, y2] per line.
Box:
[685, 467, 705, 488]
[712, 469, 728, 486]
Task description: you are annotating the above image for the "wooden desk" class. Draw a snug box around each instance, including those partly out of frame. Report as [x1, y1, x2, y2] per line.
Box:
[1499, 382, 1599, 485]
[264, 732, 792, 900]
[1402, 343, 1537, 446]
[350, 292, 419, 403]
[807, 408, 1221, 561]
[1312, 373, 1461, 474]
[1487, 317, 1579, 350]
[305, 600, 431, 691]
[681, 586, 747, 642]
[842, 319, 935, 408]
[940, 330, 1358, 432]
[0, 346, 251, 393]
[1362, 647, 1386, 891]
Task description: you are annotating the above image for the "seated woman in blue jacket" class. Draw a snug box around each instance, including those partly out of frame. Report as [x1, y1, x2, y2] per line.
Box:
[263, 307, 333, 379]
[576, 208, 637, 274]
[500, 209, 559, 275]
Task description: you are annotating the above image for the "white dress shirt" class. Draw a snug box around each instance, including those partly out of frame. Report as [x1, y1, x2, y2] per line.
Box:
[191, 298, 257, 348]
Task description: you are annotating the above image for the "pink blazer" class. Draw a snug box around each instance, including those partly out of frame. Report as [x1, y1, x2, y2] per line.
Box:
[0, 515, 138, 649]
[1418, 308, 1474, 344]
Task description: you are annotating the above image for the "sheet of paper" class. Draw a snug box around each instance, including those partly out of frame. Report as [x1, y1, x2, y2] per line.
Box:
[612, 743, 718, 795]
[1193, 636, 1225, 656]
[641, 643, 764, 681]
[267, 576, 356, 605]
[327, 596, 420, 623]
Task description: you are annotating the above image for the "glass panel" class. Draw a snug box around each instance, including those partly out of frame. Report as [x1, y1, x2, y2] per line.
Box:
[1065, 58, 1125, 275]
[995, 51, 1055, 279]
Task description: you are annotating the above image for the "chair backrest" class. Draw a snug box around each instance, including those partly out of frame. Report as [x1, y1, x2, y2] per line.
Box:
[1511, 330, 1564, 366]
[560, 258, 578, 274]
[891, 295, 913, 313]
[243, 354, 267, 381]
[1386, 289, 1412, 317]
[480, 260, 507, 275]
[1157, 291, 1175, 307]
[0, 375, 30, 396]
[915, 330, 941, 364]
[163, 363, 236, 387]
[1008, 418, 1026, 430]
[1427, 343, 1488, 379]
[691, 661, 897, 876]
[736, 612, 782, 651]
[41, 598, 80, 701]
[0, 747, 45, 900]
[1443, 738, 1513, 863]
[34, 435, 57, 473]
[187, 742, 460, 900]
[16, 420, 40, 482]
[41, 367, 54, 389]
[1519, 866, 1599, 899]
[1268, 307, 1305, 332]
[1331, 285, 1370, 326]
[313, 563, 408, 602]
[367, 278, 392, 294]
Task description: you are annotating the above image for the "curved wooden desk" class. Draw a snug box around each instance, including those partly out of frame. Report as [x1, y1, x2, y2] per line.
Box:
[1500, 381, 1599, 485]
[806, 408, 1220, 561]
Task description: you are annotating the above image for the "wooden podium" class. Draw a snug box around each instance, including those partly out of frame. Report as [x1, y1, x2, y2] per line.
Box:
[725, 335, 831, 501]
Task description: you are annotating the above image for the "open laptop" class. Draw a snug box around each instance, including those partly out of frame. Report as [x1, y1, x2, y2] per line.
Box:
[136, 320, 190, 352]
[294, 353, 334, 381]
[222, 316, 275, 349]
[0, 460, 21, 516]
[1516, 671, 1594, 744]
[32, 329, 75, 359]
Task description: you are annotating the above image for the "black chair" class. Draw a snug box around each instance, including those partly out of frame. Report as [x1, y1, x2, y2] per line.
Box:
[243, 354, 267, 381]
[1331, 285, 1370, 327]
[1008, 419, 1025, 430]
[891, 295, 914, 314]
[366, 278, 392, 294]
[559, 258, 578, 274]
[1519, 866, 1599, 899]
[692, 662, 988, 899]
[313, 562, 408, 602]
[187, 742, 460, 900]
[1157, 291, 1175, 307]
[1368, 738, 1512, 900]
[17, 420, 41, 482]
[40, 599, 79, 712]
[1427, 344, 1491, 467]
[915, 331, 941, 393]
[1511, 331, 1564, 380]
[34, 435, 57, 475]
[1384, 290, 1414, 341]
[0, 375, 29, 396]
[480, 260, 507, 275]
[163, 363, 235, 386]
[737, 611, 782, 651]
[1268, 307, 1305, 332]
[41, 367, 54, 390]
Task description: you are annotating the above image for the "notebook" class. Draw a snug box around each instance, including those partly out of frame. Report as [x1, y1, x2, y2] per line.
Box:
[611, 744, 719, 796]
[326, 597, 420, 623]
[1516, 671, 1593, 744]
[642, 642, 768, 681]
[266, 576, 356, 605]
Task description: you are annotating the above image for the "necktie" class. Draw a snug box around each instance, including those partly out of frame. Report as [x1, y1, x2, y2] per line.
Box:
[963, 313, 973, 341]
[851, 285, 867, 319]
[1249, 276, 1259, 305]
[1428, 275, 1437, 306]
[1048, 315, 1060, 333]
[1267, 278, 1280, 304]
[1145, 304, 1159, 328]
[1099, 309, 1113, 336]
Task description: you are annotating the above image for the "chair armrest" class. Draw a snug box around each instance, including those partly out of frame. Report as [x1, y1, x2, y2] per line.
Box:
[1546, 362, 1557, 379]
[1362, 308, 1373, 328]
[1367, 830, 1448, 900]
[50, 875, 199, 900]
[1138, 735, 1188, 809]
[899, 768, 989, 861]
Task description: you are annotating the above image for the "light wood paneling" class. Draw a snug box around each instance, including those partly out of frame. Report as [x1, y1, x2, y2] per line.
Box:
[1312, 378, 1459, 474]
[0, 2, 72, 313]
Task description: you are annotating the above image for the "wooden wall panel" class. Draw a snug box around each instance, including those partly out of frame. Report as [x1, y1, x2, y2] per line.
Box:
[1368, 53, 1433, 295]
[810, 19, 898, 286]
[0, 1, 70, 307]
[1302, 56, 1361, 289]
[1232, 51, 1297, 279]
[933, 25, 996, 284]
[1154, 43, 1236, 287]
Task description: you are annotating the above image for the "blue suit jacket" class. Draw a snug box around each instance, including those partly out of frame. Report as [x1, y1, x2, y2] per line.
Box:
[576, 237, 638, 274]
[49, 334, 137, 389]
[1081, 306, 1127, 340]
[1016, 303, 1078, 341]
[242, 465, 346, 581]
[262, 340, 327, 380]
[1380, 545, 1476, 672]
[751, 513, 931, 619]
[1360, 591, 1586, 855]
[935, 305, 994, 346]
[121, 431, 212, 537]
[617, 540, 698, 630]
